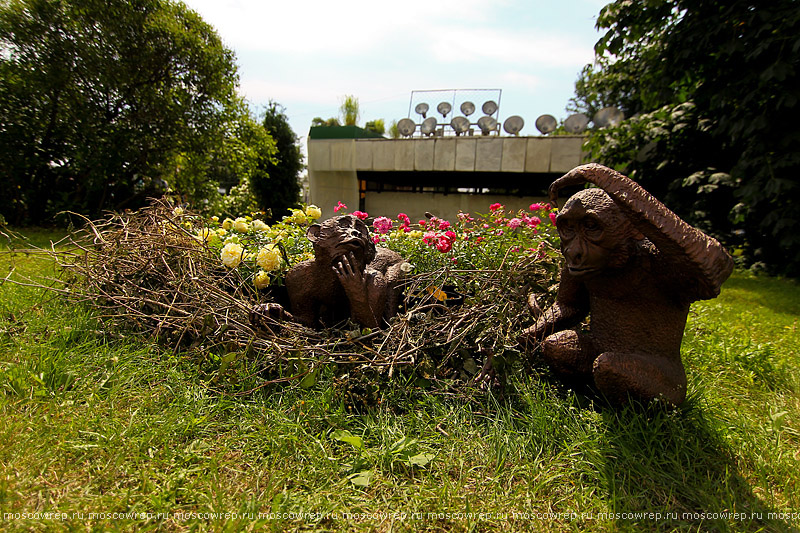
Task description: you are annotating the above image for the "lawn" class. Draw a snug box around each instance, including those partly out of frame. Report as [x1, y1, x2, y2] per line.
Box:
[0, 228, 798, 532]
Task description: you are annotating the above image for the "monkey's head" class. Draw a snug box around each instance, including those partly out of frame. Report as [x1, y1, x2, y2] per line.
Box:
[555, 189, 644, 278]
[307, 215, 377, 270]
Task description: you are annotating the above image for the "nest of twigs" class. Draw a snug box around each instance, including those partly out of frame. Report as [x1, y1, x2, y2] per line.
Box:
[15, 200, 560, 401]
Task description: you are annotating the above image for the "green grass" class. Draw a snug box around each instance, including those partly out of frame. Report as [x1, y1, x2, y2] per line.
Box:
[1, 230, 798, 532]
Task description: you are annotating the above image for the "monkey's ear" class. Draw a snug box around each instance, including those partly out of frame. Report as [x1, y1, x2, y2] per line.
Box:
[306, 224, 322, 242]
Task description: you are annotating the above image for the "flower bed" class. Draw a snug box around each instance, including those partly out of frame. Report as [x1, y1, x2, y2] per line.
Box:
[53, 198, 563, 399]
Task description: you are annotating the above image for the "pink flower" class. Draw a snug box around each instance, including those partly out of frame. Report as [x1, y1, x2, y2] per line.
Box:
[436, 237, 453, 253]
[490, 203, 503, 211]
[507, 218, 522, 229]
[482, 224, 490, 229]
[527, 216, 541, 227]
[495, 229, 504, 236]
[373, 216, 393, 234]
[372, 235, 380, 244]
[419, 220, 427, 227]
[457, 212, 473, 223]
[443, 230, 456, 242]
[438, 220, 451, 230]
[397, 213, 410, 225]
[510, 246, 521, 253]
[549, 212, 557, 225]
[334, 201, 347, 213]
[352, 210, 369, 220]
[422, 231, 437, 245]
[529, 203, 544, 211]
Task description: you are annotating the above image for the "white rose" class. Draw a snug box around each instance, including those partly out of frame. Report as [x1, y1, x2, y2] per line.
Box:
[220, 242, 244, 269]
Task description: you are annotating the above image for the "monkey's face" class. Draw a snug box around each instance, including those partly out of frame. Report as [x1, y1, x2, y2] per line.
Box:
[556, 190, 637, 278]
[307, 215, 377, 269]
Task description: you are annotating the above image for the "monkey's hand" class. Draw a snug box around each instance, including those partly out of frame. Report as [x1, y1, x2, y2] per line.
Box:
[474, 354, 496, 389]
[333, 252, 369, 296]
[250, 303, 295, 329]
[333, 252, 380, 329]
[518, 323, 543, 350]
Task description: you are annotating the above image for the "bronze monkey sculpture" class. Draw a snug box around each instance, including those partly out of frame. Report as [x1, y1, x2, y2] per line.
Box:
[519, 163, 734, 405]
[250, 214, 409, 330]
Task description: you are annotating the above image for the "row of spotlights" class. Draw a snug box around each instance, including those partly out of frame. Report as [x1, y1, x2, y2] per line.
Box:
[397, 115, 524, 137]
[415, 100, 499, 119]
[398, 106, 624, 137]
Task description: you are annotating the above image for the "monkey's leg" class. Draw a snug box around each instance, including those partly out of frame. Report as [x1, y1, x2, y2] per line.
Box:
[541, 329, 597, 380]
[592, 352, 687, 406]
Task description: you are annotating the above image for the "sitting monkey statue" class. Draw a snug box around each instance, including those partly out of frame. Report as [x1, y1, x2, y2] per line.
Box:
[251, 214, 409, 330]
[519, 163, 734, 405]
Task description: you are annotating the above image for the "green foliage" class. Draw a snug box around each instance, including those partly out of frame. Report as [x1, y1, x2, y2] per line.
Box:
[339, 94, 360, 126]
[388, 119, 400, 139]
[251, 102, 303, 223]
[0, 0, 243, 224]
[573, 0, 800, 274]
[311, 116, 341, 127]
[363, 119, 385, 136]
[175, 101, 277, 215]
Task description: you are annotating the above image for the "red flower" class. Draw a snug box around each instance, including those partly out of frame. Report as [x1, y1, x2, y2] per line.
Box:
[436, 237, 453, 253]
[422, 231, 437, 245]
[490, 203, 503, 211]
[352, 210, 369, 220]
[549, 212, 557, 225]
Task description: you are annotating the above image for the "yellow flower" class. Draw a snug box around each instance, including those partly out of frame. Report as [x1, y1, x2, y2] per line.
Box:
[286, 209, 307, 224]
[222, 218, 234, 230]
[211, 216, 219, 223]
[305, 205, 322, 220]
[254, 270, 271, 289]
[173, 207, 184, 216]
[195, 228, 213, 243]
[252, 219, 269, 231]
[217, 228, 227, 237]
[257, 245, 282, 271]
[409, 230, 423, 239]
[220, 242, 244, 269]
[233, 217, 249, 233]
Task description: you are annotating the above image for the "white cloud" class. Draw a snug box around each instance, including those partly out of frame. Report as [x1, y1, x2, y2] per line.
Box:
[427, 27, 594, 68]
[184, 0, 503, 55]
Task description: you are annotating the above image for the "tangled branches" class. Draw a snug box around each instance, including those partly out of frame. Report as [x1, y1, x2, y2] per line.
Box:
[16, 200, 562, 399]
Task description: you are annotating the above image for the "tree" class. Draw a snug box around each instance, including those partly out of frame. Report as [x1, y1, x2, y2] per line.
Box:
[311, 116, 341, 127]
[571, 0, 800, 273]
[364, 119, 385, 136]
[251, 101, 302, 222]
[339, 94, 360, 126]
[0, 0, 242, 224]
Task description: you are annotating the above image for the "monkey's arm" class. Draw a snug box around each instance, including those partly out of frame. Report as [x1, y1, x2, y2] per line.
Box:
[519, 268, 589, 347]
[550, 163, 734, 299]
[333, 253, 382, 329]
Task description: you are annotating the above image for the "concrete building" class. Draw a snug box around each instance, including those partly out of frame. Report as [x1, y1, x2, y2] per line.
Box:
[307, 126, 588, 221]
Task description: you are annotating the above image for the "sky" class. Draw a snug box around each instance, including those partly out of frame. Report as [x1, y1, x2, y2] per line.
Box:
[181, 0, 608, 147]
